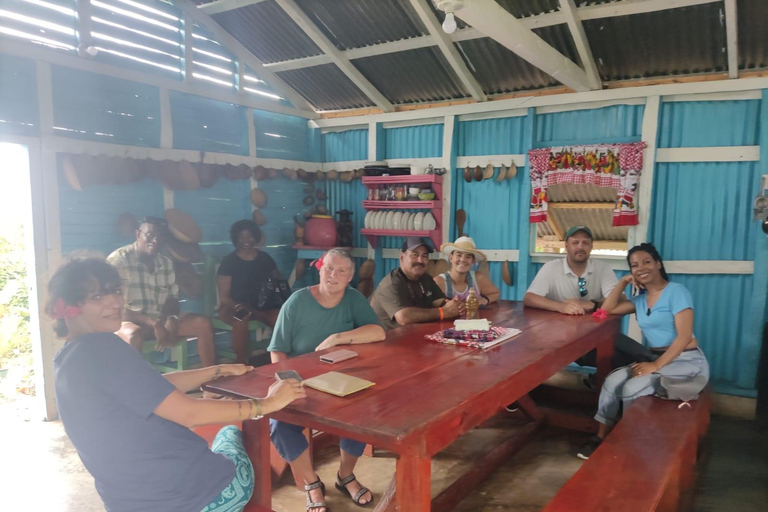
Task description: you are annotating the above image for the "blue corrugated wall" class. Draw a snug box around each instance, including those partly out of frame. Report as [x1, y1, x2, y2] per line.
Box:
[648, 99, 765, 394]
[0, 54, 39, 138]
[384, 124, 443, 158]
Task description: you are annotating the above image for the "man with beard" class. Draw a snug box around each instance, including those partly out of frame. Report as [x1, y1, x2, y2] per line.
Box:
[370, 237, 464, 330]
[523, 226, 652, 384]
[107, 217, 216, 367]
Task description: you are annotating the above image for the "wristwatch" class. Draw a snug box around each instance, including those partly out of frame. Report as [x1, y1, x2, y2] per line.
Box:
[590, 300, 599, 313]
[167, 315, 179, 321]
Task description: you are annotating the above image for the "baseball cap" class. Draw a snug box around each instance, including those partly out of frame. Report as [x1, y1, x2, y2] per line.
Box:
[401, 236, 434, 253]
[564, 225, 593, 240]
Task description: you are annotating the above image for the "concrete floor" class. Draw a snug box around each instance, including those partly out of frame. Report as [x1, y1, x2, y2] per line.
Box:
[2, 397, 766, 512]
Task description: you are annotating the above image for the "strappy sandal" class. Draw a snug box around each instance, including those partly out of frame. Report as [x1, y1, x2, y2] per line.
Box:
[304, 478, 328, 512]
[335, 472, 374, 507]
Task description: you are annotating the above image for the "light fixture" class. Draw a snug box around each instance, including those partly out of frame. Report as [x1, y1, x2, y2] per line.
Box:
[437, 0, 464, 35]
[442, 12, 457, 34]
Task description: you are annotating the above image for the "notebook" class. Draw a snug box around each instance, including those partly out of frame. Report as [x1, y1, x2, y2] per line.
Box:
[302, 371, 375, 397]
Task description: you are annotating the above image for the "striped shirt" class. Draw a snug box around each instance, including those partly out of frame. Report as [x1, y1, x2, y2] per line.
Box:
[107, 243, 178, 319]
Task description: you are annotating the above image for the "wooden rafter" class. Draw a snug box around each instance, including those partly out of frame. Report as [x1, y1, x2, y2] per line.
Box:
[197, 0, 267, 15]
[428, 0, 595, 91]
[408, 0, 486, 102]
[259, 0, 720, 74]
[559, 0, 601, 90]
[272, 0, 395, 112]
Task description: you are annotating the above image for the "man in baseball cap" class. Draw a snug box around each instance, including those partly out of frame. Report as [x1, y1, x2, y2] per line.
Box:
[370, 237, 464, 329]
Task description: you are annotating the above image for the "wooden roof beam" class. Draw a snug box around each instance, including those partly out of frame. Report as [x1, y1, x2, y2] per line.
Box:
[408, 0, 487, 102]
[559, 0, 602, 90]
[273, 0, 395, 112]
[177, 0, 316, 112]
[455, 0, 594, 92]
[197, 0, 267, 15]
[261, 0, 719, 73]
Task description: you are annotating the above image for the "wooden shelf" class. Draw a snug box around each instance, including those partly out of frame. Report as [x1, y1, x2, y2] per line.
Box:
[362, 200, 439, 209]
[361, 229, 440, 248]
[362, 175, 443, 186]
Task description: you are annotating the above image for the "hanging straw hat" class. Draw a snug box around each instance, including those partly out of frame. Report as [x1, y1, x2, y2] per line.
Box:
[439, 236, 487, 262]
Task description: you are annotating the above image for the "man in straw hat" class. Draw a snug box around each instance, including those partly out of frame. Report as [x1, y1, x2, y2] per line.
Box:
[434, 236, 500, 304]
[108, 217, 215, 367]
[370, 237, 465, 330]
[524, 225, 655, 380]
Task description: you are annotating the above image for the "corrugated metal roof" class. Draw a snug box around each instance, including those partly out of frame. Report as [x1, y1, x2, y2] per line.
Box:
[275, 64, 375, 111]
[738, 0, 768, 71]
[547, 184, 617, 202]
[353, 47, 469, 104]
[294, 0, 427, 51]
[210, 1, 321, 63]
[457, 36, 559, 94]
[190, 0, 768, 112]
[548, 208, 628, 241]
[496, 0, 562, 18]
[584, 3, 727, 80]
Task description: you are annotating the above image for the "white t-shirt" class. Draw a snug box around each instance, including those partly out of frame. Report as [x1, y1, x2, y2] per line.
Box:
[526, 258, 618, 302]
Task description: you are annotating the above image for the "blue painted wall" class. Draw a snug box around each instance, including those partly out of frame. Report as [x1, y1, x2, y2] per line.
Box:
[170, 91, 248, 154]
[384, 124, 443, 158]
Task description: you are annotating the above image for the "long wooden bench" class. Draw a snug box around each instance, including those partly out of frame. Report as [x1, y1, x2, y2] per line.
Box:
[542, 389, 711, 512]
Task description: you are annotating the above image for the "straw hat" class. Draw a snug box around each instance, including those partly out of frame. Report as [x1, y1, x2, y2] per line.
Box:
[440, 236, 487, 262]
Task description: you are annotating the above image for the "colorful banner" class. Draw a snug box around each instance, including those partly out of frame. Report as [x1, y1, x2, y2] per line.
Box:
[528, 142, 646, 226]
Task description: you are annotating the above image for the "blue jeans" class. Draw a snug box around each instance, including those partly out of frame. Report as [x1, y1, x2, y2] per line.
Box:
[595, 348, 709, 427]
[270, 419, 365, 462]
[199, 426, 254, 512]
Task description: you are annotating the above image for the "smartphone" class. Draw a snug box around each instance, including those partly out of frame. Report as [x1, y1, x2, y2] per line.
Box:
[275, 370, 303, 382]
[233, 309, 249, 321]
[319, 349, 358, 364]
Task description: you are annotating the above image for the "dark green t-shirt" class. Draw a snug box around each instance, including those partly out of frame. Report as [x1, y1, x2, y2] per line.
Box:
[267, 287, 382, 357]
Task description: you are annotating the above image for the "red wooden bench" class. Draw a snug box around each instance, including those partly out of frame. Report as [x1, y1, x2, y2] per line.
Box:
[542, 388, 711, 512]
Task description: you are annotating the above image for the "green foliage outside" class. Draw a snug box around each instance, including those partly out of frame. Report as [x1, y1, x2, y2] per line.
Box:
[0, 225, 34, 397]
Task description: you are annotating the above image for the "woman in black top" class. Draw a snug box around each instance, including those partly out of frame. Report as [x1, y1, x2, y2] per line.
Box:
[217, 220, 282, 363]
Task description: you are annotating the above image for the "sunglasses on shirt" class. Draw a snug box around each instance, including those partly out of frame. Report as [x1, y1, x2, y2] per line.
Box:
[578, 277, 588, 298]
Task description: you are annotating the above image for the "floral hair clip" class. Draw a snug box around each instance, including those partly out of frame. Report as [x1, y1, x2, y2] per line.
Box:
[51, 298, 82, 320]
[313, 254, 326, 270]
[591, 308, 609, 321]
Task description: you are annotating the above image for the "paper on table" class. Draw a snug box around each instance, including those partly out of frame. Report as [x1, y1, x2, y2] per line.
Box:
[478, 328, 522, 349]
[302, 371, 375, 397]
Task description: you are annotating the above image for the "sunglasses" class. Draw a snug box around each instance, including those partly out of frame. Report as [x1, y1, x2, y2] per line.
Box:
[578, 277, 588, 297]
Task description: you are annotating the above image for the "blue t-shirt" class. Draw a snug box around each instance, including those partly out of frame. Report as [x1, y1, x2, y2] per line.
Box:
[54, 333, 234, 512]
[630, 282, 695, 348]
[268, 287, 382, 357]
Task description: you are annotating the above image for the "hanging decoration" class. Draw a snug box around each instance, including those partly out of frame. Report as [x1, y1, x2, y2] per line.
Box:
[528, 142, 646, 226]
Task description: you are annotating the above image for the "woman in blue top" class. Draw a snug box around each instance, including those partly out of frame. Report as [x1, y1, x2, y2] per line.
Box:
[49, 258, 305, 512]
[577, 243, 709, 460]
[268, 248, 386, 512]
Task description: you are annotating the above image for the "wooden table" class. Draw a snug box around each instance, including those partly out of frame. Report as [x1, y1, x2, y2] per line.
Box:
[204, 301, 620, 512]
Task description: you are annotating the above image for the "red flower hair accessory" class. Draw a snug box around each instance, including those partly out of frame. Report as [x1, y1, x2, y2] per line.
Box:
[313, 253, 326, 270]
[591, 308, 609, 321]
[51, 298, 82, 320]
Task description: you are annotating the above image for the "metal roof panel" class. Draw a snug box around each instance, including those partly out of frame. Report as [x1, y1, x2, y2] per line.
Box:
[276, 64, 375, 111]
[353, 47, 469, 104]
[293, 0, 427, 50]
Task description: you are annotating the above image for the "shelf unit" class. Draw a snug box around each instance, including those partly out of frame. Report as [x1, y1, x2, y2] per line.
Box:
[361, 174, 443, 249]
